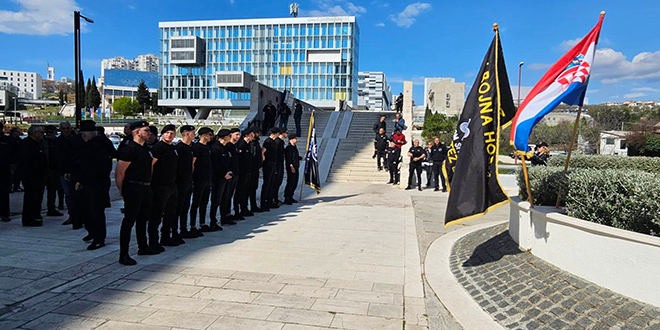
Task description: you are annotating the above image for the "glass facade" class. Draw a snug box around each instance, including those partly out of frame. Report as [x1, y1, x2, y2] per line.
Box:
[158, 17, 359, 108]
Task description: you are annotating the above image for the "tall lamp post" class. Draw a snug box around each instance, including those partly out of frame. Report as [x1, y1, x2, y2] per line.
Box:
[74, 11, 94, 128]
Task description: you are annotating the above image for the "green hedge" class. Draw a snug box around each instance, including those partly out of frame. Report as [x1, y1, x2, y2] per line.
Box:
[518, 167, 660, 235]
[547, 154, 660, 174]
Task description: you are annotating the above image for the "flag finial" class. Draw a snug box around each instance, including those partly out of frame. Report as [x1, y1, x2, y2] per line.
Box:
[492, 23, 499, 31]
[600, 11, 606, 16]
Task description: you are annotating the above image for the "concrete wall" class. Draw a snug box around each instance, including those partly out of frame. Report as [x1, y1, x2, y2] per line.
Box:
[509, 197, 660, 307]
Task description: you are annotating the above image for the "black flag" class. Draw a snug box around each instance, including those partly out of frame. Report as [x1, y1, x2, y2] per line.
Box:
[304, 110, 321, 193]
[444, 27, 515, 227]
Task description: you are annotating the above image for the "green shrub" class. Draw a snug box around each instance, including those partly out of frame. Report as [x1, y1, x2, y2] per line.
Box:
[547, 154, 660, 174]
[517, 167, 660, 235]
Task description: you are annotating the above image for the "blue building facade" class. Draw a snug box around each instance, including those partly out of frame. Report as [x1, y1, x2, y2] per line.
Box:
[158, 16, 359, 110]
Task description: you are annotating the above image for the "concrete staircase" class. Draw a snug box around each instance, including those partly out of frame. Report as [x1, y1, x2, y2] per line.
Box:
[327, 111, 398, 183]
[284, 110, 332, 156]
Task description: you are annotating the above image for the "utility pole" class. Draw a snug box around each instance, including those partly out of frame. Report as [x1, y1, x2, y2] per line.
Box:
[74, 11, 94, 128]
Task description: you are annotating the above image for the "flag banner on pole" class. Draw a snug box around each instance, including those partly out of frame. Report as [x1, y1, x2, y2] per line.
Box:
[304, 110, 321, 193]
[444, 27, 515, 227]
[510, 13, 604, 154]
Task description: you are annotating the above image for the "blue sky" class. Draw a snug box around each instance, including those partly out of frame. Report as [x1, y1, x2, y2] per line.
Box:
[1, 0, 659, 105]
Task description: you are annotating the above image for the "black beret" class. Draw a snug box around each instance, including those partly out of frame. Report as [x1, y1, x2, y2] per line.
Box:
[270, 127, 280, 134]
[180, 125, 195, 133]
[198, 127, 214, 136]
[79, 121, 96, 132]
[217, 129, 230, 137]
[129, 120, 149, 130]
[148, 126, 158, 136]
[161, 124, 176, 135]
[230, 128, 240, 134]
[280, 127, 288, 134]
[289, 134, 298, 140]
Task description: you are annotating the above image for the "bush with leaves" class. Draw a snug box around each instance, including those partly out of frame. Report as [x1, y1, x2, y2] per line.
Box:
[112, 97, 140, 117]
[421, 112, 457, 144]
[547, 154, 660, 174]
[517, 166, 660, 235]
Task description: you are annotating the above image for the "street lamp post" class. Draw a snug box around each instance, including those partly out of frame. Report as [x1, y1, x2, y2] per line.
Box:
[74, 11, 94, 128]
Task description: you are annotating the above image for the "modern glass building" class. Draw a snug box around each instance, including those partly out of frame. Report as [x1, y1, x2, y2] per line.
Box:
[158, 16, 359, 111]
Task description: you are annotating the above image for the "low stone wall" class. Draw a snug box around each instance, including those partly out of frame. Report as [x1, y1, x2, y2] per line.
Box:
[509, 197, 660, 308]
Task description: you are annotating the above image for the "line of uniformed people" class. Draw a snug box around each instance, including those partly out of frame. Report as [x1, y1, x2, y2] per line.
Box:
[115, 121, 301, 266]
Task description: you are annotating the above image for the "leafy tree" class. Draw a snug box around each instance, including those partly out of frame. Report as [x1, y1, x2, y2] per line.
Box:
[112, 97, 140, 117]
[84, 78, 92, 109]
[586, 105, 632, 130]
[424, 106, 432, 121]
[58, 90, 65, 106]
[88, 76, 101, 110]
[136, 80, 151, 113]
[421, 113, 457, 144]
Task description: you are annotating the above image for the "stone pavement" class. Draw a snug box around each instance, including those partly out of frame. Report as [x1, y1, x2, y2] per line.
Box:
[450, 223, 660, 330]
[0, 182, 428, 330]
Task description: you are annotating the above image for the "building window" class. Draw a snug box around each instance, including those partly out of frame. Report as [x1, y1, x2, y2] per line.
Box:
[171, 51, 195, 60]
[620, 140, 627, 149]
[605, 138, 615, 145]
[172, 39, 194, 48]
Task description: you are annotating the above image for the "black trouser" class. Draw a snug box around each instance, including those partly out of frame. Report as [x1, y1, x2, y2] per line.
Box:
[424, 165, 432, 186]
[176, 180, 193, 233]
[284, 169, 298, 199]
[210, 178, 227, 224]
[408, 162, 423, 188]
[150, 184, 178, 244]
[46, 169, 61, 211]
[10, 164, 20, 191]
[190, 181, 210, 227]
[376, 150, 386, 168]
[120, 183, 151, 256]
[223, 177, 237, 218]
[78, 187, 106, 244]
[431, 162, 447, 190]
[236, 172, 251, 215]
[22, 176, 45, 223]
[389, 163, 400, 183]
[271, 164, 284, 202]
[261, 161, 277, 207]
[249, 168, 260, 210]
[0, 166, 10, 218]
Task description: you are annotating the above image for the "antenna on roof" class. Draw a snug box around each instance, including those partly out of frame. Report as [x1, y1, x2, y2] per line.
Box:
[290, 3, 299, 17]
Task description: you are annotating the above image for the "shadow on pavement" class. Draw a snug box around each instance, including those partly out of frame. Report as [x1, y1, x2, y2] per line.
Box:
[461, 230, 523, 267]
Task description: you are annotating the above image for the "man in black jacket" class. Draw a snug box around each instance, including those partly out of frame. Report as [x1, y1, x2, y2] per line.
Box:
[284, 134, 302, 205]
[372, 115, 386, 134]
[150, 125, 180, 249]
[57, 121, 76, 226]
[374, 128, 389, 171]
[176, 125, 196, 240]
[0, 122, 11, 222]
[406, 140, 425, 191]
[430, 137, 448, 192]
[189, 127, 214, 237]
[249, 129, 263, 213]
[44, 125, 63, 217]
[294, 100, 303, 137]
[386, 141, 401, 185]
[19, 125, 47, 227]
[272, 128, 287, 206]
[261, 128, 279, 210]
[210, 129, 234, 228]
[262, 100, 277, 135]
[235, 127, 255, 217]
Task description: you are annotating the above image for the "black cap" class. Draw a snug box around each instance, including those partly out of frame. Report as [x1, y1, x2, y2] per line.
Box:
[79, 120, 96, 132]
[537, 141, 548, 148]
[129, 120, 149, 130]
[180, 125, 195, 133]
[45, 125, 57, 132]
[289, 134, 298, 140]
[161, 124, 176, 135]
[198, 127, 213, 136]
[217, 129, 230, 137]
[230, 128, 240, 134]
[149, 126, 158, 136]
[270, 127, 280, 134]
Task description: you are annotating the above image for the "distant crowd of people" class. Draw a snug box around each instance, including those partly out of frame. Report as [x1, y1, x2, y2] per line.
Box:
[0, 120, 302, 266]
[371, 114, 448, 192]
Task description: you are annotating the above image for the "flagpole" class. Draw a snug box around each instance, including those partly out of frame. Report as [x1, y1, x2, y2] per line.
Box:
[520, 154, 534, 208]
[554, 106, 582, 208]
[299, 109, 314, 201]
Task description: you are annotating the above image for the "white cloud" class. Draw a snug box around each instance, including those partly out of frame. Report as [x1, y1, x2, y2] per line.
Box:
[375, 22, 385, 27]
[527, 63, 551, 71]
[624, 92, 645, 98]
[592, 48, 660, 84]
[587, 89, 599, 94]
[389, 2, 431, 28]
[559, 37, 582, 51]
[303, 1, 367, 17]
[632, 87, 660, 92]
[371, 0, 390, 8]
[0, 0, 80, 36]
[388, 75, 426, 86]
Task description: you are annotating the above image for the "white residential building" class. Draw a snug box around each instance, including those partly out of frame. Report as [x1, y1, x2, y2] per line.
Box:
[424, 77, 465, 116]
[134, 54, 159, 72]
[600, 131, 629, 156]
[357, 71, 392, 111]
[0, 69, 42, 99]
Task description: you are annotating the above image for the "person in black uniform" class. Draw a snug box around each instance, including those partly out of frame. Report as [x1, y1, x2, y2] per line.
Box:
[146, 126, 158, 147]
[175, 125, 198, 239]
[8, 127, 22, 193]
[374, 128, 389, 171]
[0, 122, 11, 222]
[423, 142, 433, 188]
[386, 141, 401, 185]
[430, 137, 448, 192]
[284, 134, 302, 205]
[373, 115, 387, 134]
[263, 100, 277, 135]
[406, 139, 426, 191]
[225, 128, 242, 220]
[294, 100, 303, 137]
[209, 129, 232, 228]
[71, 121, 113, 250]
[44, 125, 64, 217]
[150, 125, 180, 249]
[116, 120, 156, 266]
[272, 128, 287, 206]
[235, 127, 255, 217]
[19, 125, 47, 227]
[261, 128, 279, 210]
[57, 121, 76, 226]
[190, 127, 214, 236]
[249, 129, 263, 213]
